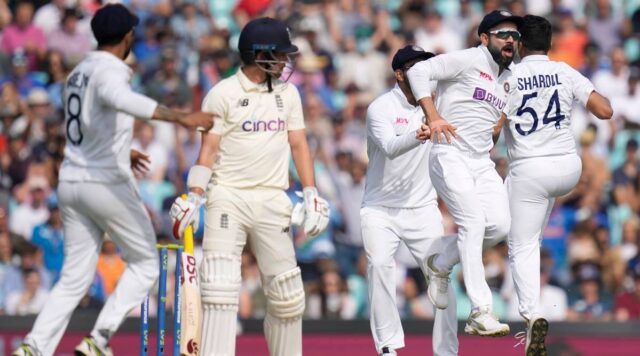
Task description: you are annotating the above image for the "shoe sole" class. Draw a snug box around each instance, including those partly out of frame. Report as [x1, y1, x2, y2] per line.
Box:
[526, 318, 549, 356]
[464, 324, 510, 337]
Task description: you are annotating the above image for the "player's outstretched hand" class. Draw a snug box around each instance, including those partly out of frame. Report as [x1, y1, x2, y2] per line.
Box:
[169, 192, 205, 240]
[179, 112, 215, 131]
[130, 149, 150, 175]
[428, 118, 457, 144]
[415, 124, 431, 141]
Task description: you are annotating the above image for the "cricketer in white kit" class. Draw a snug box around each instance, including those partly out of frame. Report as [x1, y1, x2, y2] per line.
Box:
[12, 5, 214, 356]
[362, 45, 458, 356]
[495, 15, 613, 355]
[406, 10, 524, 336]
[169, 17, 330, 356]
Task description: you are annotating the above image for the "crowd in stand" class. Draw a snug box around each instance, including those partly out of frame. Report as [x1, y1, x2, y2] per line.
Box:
[0, 0, 639, 324]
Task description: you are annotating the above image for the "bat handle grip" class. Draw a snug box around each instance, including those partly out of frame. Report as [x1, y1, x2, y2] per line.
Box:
[181, 194, 196, 253]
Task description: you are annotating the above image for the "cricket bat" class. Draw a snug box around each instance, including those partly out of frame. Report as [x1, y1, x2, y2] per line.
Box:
[180, 195, 202, 355]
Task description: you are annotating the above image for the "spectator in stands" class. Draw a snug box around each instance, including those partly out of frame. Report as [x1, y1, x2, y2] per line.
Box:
[0, 50, 46, 98]
[307, 269, 356, 319]
[2, 242, 52, 305]
[414, 8, 462, 55]
[4, 267, 48, 315]
[170, 0, 211, 53]
[47, 7, 92, 67]
[8, 176, 49, 240]
[96, 240, 126, 297]
[33, 0, 67, 33]
[587, 0, 623, 56]
[144, 47, 192, 107]
[42, 50, 68, 110]
[0, 0, 46, 71]
[614, 264, 640, 320]
[334, 160, 365, 277]
[30, 196, 63, 283]
[0, 231, 12, 312]
[567, 263, 613, 321]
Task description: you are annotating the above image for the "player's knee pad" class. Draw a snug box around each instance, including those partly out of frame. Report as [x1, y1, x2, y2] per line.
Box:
[266, 267, 305, 320]
[200, 252, 242, 310]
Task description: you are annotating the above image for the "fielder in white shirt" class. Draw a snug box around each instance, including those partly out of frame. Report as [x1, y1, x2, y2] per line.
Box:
[169, 18, 330, 356]
[406, 10, 523, 336]
[495, 15, 612, 355]
[13, 5, 214, 356]
[362, 46, 458, 356]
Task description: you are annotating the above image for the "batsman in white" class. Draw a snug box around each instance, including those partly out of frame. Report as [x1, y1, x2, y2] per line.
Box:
[406, 10, 523, 336]
[494, 15, 612, 355]
[362, 45, 458, 356]
[12, 4, 215, 356]
[169, 17, 330, 356]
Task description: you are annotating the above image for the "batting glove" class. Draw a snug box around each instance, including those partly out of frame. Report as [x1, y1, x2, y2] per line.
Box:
[170, 192, 204, 240]
[298, 187, 330, 238]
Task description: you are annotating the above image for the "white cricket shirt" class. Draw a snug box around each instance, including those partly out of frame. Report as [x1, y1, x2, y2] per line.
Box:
[504, 55, 594, 161]
[362, 85, 437, 209]
[407, 45, 516, 154]
[59, 51, 158, 183]
[201, 69, 305, 190]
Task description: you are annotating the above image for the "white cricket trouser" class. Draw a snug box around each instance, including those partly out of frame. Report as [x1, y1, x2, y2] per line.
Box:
[25, 180, 158, 356]
[200, 185, 300, 356]
[361, 203, 458, 356]
[506, 154, 581, 321]
[428, 144, 510, 310]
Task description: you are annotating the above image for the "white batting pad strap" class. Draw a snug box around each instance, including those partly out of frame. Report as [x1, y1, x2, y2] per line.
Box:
[186, 165, 213, 191]
[200, 252, 241, 309]
[266, 267, 305, 319]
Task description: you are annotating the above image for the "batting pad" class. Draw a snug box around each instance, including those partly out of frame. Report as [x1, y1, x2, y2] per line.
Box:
[264, 267, 305, 356]
[200, 252, 242, 308]
[200, 252, 241, 355]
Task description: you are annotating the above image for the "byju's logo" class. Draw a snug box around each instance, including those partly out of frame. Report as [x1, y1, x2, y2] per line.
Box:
[472, 87, 505, 110]
[241, 118, 286, 132]
[473, 87, 486, 100]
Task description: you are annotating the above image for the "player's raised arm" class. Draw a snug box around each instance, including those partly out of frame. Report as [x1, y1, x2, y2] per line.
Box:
[406, 52, 467, 144]
[586, 91, 613, 120]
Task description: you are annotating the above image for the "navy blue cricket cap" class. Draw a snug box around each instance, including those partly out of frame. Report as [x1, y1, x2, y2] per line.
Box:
[238, 17, 298, 54]
[391, 45, 434, 71]
[477, 10, 523, 36]
[91, 4, 139, 44]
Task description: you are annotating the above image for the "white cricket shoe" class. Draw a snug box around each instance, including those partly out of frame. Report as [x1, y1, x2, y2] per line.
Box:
[425, 254, 451, 309]
[74, 336, 113, 356]
[11, 344, 40, 356]
[464, 306, 510, 337]
[522, 316, 549, 355]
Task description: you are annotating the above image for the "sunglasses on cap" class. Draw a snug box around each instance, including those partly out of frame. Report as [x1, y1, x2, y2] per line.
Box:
[489, 29, 521, 41]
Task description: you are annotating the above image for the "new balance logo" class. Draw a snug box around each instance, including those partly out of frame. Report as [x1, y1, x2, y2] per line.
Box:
[395, 118, 409, 125]
[220, 213, 229, 229]
[238, 98, 249, 107]
[282, 226, 290, 233]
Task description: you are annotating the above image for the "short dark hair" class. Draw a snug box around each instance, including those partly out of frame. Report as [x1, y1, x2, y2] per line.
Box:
[520, 15, 552, 53]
